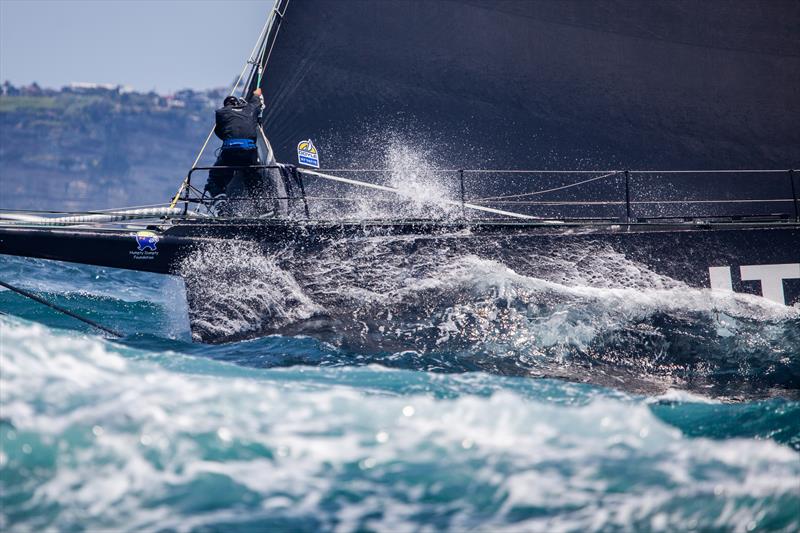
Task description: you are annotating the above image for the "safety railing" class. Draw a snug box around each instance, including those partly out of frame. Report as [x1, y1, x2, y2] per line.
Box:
[183, 164, 310, 218]
[180, 165, 799, 223]
[6, 168, 793, 226]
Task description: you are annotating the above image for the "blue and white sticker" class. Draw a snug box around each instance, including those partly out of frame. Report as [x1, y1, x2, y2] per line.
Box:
[129, 230, 159, 260]
[297, 139, 320, 168]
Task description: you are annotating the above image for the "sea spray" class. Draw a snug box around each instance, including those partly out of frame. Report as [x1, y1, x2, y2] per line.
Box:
[303, 135, 462, 221]
[178, 241, 322, 342]
[174, 235, 800, 396]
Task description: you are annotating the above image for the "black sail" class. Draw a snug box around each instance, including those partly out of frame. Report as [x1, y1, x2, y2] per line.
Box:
[258, 0, 800, 217]
[260, 0, 799, 168]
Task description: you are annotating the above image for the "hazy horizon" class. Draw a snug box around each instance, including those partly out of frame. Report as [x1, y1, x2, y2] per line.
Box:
[0, 0, 275, 93]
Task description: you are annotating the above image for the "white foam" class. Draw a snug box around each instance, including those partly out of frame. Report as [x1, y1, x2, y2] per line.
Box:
[2, 319, 797, 531]
[312, 249, 798, 350]
[648, 389, 722, 404]
[179, 229, 798, 355]
[179, 241, 322, 341]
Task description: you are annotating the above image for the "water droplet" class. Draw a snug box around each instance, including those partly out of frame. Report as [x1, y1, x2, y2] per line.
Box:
[92, 425, 104, 437]
[461, 438, 474, 449]
[21, 444, 32, 454]
[375, 431, 389, 443]
[140, 434, 153, 446]
[402, 405, 415, 417]
[359, 457, 376, 470]
[639, 427, 650, 438]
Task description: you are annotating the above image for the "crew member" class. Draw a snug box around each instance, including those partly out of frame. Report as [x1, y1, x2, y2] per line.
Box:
[205, 88, 269, 215]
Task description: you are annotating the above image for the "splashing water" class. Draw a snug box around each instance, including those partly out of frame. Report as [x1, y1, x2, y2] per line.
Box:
[1, 237, 798, 531]
[178, 241, 321, 342]
[381, 141, 459, 218]
[168, 234, 800, 398]
[307, 135, 462, 221]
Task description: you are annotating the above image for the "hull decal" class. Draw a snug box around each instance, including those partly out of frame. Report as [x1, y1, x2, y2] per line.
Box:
[709, 263, 800, 304]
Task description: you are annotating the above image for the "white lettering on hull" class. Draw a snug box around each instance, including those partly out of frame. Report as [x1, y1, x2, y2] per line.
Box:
[740, 263, 800, 305]
[708, 263, 800, 305]
[708, 266, 733, 291]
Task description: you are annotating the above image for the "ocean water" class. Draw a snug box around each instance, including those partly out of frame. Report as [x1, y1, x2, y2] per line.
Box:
[1, 253, 799, 532]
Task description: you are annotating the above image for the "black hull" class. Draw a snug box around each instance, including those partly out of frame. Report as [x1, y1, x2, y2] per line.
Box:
[4, 219, 799, 399]
[1, 220, 799, 306]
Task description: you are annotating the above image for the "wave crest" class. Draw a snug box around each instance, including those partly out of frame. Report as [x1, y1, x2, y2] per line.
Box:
[1, 318, 798, 531]
[176, 237, 800, 397]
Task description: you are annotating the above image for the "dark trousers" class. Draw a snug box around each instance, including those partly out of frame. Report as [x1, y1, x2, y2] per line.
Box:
[205, 148, 260, 198]
[205, 147, 294, 217]
[206, 148, 280, 216]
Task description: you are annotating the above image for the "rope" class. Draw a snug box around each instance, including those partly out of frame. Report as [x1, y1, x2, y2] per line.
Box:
[0, 279, 122, 337]
[315, 168, 617, 173]
[473, 198, 796, 206]
[187, 197, 797, 206]
[477, 171, 620, 201]
[629, 198, 795, 205]
[629, 169, 792, 174]
[0, 207, 205, 226]
[299, 168, 560, 222]
[171, 162, 794, 213]
[477, 200, 625, 206]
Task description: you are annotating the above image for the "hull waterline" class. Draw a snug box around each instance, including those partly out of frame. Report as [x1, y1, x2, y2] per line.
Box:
[1, 220, 798, 306]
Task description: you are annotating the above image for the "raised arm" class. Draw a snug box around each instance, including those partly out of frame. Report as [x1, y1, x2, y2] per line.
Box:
[248, 87, 265, 123]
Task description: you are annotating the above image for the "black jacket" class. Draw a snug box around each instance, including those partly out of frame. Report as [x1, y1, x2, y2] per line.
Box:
[214, 93, 263, 141]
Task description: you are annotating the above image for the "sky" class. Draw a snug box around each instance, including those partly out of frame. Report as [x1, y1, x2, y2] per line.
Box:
[0, 0, 275, 93]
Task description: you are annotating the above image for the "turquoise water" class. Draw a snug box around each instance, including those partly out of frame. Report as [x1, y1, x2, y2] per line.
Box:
[1, 254, 799, 531]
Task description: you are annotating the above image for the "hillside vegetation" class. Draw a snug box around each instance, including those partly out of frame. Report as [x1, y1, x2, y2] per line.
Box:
[0, 86, 225, 211]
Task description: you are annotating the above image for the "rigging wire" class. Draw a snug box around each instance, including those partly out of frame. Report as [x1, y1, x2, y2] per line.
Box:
[0, 279, 122, 338]
[257, 0, 291, 88]
[478, 198, 797, 206]
[476, 171, 620, 201]
[298, 168, 560, 222]
[311, 169, 792, 174]
[169, 10, 276, 209]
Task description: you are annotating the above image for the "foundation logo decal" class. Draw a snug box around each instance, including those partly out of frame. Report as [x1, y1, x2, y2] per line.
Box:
[297, 139, 320, 168]
[130, 231, 160, 260]
[134, 231, 159, 251]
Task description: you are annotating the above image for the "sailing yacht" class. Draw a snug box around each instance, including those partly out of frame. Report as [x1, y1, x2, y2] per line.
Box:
[1, 0, 798, 342]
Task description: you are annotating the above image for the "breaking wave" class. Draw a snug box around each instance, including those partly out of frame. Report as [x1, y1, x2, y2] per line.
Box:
[1, 317, 798, 531]
[178, 241, 321, 341]
[179, 237, 800, 398]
